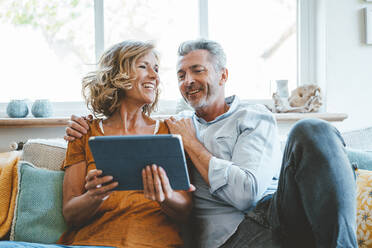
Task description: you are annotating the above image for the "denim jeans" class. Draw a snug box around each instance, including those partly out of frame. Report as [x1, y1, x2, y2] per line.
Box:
[222, 119, 357, 248]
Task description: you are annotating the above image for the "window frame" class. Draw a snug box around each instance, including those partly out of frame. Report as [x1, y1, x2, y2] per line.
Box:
[0, 0, 324, 118]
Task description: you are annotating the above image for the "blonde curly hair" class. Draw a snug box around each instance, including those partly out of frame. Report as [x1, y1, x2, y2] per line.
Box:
[82, 40, 160, 118]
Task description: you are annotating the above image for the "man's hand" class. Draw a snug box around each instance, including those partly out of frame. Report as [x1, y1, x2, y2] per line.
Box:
[166, 116, 212, 185]
[64, 114, 93, 141]
[165, 117, 197, 148]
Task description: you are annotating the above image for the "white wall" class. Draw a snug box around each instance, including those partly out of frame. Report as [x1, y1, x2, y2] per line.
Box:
[326, 0, 372, 132]
[1, 0, 372, 152]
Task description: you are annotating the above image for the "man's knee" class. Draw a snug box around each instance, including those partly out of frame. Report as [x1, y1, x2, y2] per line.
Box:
[287, 118, 342, 148]
[291, 118, 335, 138]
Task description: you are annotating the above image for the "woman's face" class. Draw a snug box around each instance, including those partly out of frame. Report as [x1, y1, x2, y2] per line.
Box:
[125, 52, 160, 106]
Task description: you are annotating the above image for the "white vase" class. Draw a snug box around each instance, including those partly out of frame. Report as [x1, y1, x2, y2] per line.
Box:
[276, 80, 289, 98]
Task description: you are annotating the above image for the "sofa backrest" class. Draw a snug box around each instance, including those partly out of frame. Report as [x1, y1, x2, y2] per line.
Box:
[342, 127, 372, 151]
[21, 139, 67, 171]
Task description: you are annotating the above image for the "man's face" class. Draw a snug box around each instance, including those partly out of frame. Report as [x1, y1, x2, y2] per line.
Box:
[176, 49, 225, 110]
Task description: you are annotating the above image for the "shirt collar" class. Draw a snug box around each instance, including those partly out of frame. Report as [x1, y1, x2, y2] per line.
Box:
[193, 95, 239, 125]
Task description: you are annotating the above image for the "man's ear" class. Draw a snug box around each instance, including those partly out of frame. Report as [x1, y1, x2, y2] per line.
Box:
[219, 68, 228, 86]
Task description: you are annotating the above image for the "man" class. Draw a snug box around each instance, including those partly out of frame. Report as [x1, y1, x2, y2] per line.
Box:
[66, 39, 357, 248]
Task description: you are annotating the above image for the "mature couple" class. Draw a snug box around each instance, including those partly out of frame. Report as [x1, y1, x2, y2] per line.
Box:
[2, 39, 357, 248]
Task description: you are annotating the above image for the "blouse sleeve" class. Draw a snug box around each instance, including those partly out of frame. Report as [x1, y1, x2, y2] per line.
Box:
[62, 135, 86, 170]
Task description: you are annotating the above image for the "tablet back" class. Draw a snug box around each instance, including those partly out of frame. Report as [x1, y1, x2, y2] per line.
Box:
[88, 134, 190, 190]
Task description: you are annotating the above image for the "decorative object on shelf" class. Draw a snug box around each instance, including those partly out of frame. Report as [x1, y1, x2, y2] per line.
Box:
[31, 99, 53, 118]
[9, 141, 25, 151]
[275, 80, 289, 98]
[6, 99, 29, 118]
[272, 84, 322, 113]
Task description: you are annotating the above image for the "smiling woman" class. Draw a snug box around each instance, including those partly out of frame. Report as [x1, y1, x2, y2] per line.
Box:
[54, 40, 193, 247]
[82, 40, 160, 118]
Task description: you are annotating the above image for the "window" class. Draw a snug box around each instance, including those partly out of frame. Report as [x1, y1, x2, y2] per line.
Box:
[209, 0, 297, 99]
[103, 0, 198, 101]
[0, 0, 318, 115]
[0, 0, 95, 102]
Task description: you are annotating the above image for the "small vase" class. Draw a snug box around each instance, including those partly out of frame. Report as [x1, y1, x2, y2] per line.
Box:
[276, 80, 289, 98]
[31, 99, 53, 118]
[6, 99, 29, 118]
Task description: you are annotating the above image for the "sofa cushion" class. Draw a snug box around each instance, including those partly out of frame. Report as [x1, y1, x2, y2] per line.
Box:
[21, 139, 67, 171]
[10, 162, 67, 243]
[347, 148, 372, 171]
[343, 127, 372, 151]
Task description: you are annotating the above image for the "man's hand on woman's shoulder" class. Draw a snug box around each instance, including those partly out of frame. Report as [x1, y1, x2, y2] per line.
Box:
[64, 114, 93, 141]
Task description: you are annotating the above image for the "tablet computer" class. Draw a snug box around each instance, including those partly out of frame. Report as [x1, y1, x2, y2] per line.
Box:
[88, 134, 190, 191]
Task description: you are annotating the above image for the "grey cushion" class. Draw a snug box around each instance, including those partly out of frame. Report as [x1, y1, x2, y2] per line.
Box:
[346, 148, 372, 171]
[342, 127, 372, 151]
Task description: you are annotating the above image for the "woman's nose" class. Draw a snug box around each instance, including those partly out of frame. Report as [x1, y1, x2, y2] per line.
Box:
[148, 67, 158, 78]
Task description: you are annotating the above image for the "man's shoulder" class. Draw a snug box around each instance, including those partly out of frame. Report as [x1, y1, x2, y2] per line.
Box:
[175, 110, 194, 119]
[235, 103, 275, 122]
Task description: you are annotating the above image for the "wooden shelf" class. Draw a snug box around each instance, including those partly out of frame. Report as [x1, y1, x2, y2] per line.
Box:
[273, 113, 348, 122]
[0, 113, 347, 128]
[0, 117, 69, 128]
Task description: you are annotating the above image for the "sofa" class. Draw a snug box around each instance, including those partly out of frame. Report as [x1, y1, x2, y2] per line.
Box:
[1, 126, 372, 247]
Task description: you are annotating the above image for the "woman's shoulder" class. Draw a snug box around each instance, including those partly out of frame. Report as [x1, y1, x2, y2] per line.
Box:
[70, 118, 103, 144]
[156, 119, 170, 134]
[88, 118, 104, 135]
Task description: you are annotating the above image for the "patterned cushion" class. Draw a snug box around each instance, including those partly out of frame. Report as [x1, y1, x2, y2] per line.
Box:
[356, 169, 372, 247]
[21, 139, 67, 171]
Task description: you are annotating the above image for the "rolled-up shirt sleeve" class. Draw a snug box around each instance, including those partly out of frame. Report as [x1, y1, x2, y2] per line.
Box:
[208, 114, 281, 211]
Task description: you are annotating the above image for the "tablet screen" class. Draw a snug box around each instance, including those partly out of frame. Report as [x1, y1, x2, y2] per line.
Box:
[88, 134, 190, 190]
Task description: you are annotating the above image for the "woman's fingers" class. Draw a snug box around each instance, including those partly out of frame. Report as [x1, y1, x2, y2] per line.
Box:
[87, 182, 117, 202]
[95, 181, 118, 195]
[142, 165, 167, 202]
[142, 168, 150, 199]
[87, 180, 118, 202]
[145, 165, 156, 200]
[152, 164, 164, 202]
[158, 166, 173, 199]
[86, 169, 102, 181]
[85, 169, 117, 196]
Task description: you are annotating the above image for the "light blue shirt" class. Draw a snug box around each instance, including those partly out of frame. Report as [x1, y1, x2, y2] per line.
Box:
[178, 95, 282, 248]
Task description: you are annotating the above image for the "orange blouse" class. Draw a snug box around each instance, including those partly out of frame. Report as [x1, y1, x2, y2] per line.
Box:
[57, 119, 183, 248]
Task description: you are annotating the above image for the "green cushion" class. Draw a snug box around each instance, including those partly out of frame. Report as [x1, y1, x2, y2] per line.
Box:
[346, 148, 372, 171]
[13, 162, 67, 243]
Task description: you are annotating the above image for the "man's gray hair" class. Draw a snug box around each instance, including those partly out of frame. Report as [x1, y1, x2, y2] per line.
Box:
[178, 39, 226, 71]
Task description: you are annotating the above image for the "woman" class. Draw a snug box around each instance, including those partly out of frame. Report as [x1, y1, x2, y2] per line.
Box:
[57, 40, 193, 248]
